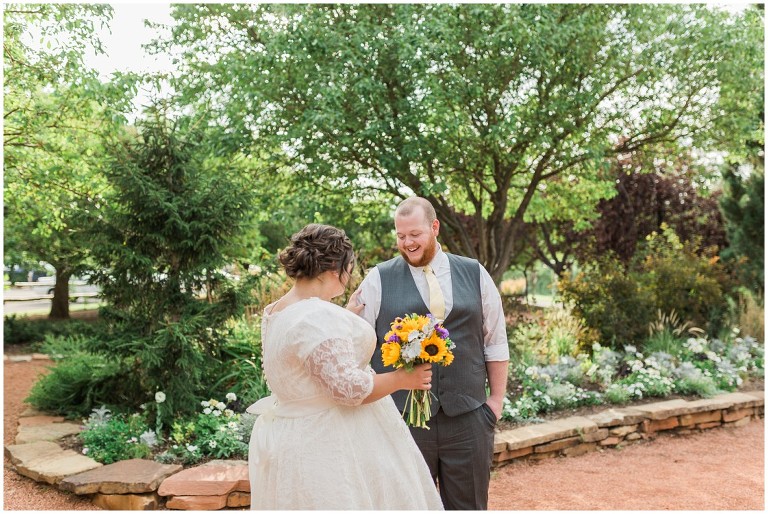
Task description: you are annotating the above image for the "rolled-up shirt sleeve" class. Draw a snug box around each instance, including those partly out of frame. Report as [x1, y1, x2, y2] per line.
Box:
[355, 267, 381, 330]
[480, 266, 510, 362]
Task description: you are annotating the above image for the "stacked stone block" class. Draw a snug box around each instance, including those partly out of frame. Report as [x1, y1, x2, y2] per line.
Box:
[492, 390, 764, 467]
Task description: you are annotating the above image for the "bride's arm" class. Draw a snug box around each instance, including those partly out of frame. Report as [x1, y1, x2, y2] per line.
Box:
[305, 339, 432, 406]
[361, 365, 432, 404]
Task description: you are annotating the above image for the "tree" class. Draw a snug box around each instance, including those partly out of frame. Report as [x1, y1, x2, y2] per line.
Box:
[719, 167, 764, 294]
[91, 114, 256, 329]
[86, 113, 259, 416]
[531, 149, 728, 274]
[4, 3, 135, 317]
[161, 3, 763, 282]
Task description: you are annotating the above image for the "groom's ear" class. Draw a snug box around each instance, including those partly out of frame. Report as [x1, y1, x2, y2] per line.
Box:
[432, 219, 440, 236]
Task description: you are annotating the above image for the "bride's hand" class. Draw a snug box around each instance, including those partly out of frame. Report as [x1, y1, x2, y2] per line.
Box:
[400, 363, 432, 391]
[346, 289, 365, 315]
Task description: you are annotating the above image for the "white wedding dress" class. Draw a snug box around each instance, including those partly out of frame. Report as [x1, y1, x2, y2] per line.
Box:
[248, 297, 443, 510]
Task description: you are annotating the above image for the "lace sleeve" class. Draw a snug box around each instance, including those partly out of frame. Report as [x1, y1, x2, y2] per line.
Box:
[305, 338, 375, 406]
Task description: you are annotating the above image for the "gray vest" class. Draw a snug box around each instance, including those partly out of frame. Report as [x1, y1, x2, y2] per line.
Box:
[372, 253, 486, 417]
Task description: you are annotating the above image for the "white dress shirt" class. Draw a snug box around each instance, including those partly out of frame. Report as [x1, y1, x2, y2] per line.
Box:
[357, 246, 510, 362]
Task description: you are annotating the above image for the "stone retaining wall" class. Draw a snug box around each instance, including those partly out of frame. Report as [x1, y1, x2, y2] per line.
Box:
[492, 391, 764, 467]
[5, 387, 764, 510]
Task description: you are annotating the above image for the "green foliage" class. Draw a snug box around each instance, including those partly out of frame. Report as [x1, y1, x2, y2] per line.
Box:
[29, 115, 264, 418]
[674, 375, 720, 398]
[155, 395, 249, 465]
[26, 347, 131, 416]
[508, 308, 592, 366]
[643, 330, 688, 357]
[504, 329, 764, 422]
[79, 409, 155, 464]
[719, 167, 764, 294]
[4, 4, 138, 317]
[558, 256, 655, 347]
[91, 115, 257, 327]
[602, 384, 632, 405]
[560, 226, 733, 347]
[2, 316, 104, 346]
[637, 227, 734, 336]
[534, 150, 731, 276]
[732, 290, 764, 343]
[162, 3, 763, 283]
[210, 320, 269, 408]
[248, 171, 398, 270]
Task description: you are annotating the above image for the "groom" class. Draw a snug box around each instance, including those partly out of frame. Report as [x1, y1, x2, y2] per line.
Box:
[352, 196, 509, 510]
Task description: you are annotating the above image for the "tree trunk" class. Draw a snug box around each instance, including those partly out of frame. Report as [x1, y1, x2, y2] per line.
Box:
[48, 268, 72, 319]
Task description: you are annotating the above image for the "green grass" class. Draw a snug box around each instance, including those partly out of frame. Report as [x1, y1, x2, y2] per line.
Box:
[4, 302, 104, 318]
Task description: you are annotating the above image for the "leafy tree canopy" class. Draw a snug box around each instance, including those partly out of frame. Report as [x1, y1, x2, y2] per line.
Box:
[159, 3, 763, 282]
[4, 3, 137, 317]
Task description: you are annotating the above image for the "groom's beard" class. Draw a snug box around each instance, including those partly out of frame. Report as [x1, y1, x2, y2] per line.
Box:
[399, 237, 438, 268]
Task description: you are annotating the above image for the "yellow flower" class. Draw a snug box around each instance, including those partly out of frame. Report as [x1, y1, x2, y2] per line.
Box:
[381, 342, 402, 367]
[419, 333, 449, 363]
[384, 329, 399, 343]
[394, 316, 424, 341]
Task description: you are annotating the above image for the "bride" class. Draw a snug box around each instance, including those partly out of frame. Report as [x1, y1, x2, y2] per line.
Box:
[248, 223, 443, 510]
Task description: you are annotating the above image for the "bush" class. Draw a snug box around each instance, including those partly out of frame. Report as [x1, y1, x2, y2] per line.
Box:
[155, 393, 249, 465]
[603, 384, 632, 404]
[507, 308, 593, 366]
[558, 256, 655, 347]
[25, 346, 134, 417]
[644, 329, 687, 356]
[3, 315, 105, 346]
[209, 319, 269, 408]
[673, 373, 720, 397]
[80, 408, 157, 464]
[559, 225, 733, 347]
[637, 227, 733, 336]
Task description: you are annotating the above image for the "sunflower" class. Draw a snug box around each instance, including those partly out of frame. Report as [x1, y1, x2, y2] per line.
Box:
[381, 342, 402, 367]
[419, 332, 450, 363]
[394, 315, 426, 341]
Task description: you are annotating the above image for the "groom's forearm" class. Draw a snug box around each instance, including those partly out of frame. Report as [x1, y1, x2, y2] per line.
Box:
[485, 360, 508, 418]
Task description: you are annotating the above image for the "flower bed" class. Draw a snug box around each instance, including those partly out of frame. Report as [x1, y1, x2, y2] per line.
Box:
[503, 333, 763, 425]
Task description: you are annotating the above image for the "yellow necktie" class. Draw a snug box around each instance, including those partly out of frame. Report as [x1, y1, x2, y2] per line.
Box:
[423, 265, 446, 321]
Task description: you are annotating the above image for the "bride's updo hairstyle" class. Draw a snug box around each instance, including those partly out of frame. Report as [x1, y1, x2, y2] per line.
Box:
[279, 224, 355, 281]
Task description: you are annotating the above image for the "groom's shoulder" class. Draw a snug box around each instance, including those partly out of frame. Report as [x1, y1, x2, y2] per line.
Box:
[376, 255, 405, 271]
[446, 252, 480, 268]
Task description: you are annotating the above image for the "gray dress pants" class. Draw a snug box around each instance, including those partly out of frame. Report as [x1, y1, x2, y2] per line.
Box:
[409, 405, 497, 510]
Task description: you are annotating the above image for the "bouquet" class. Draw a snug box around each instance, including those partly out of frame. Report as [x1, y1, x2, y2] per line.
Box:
[381, 313, 455, 429]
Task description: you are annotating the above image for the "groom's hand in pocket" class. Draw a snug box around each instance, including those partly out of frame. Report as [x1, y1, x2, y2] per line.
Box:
[485, 396, 503, 421]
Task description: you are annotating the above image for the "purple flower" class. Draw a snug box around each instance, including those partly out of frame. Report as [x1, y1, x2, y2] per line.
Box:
[387, 334, 400, 343]
[436, 326, 449, 339]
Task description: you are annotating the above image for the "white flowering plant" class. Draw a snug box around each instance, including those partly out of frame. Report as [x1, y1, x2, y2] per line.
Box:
[79, 407, 156, 464]
[157, 393, 248, 464]
[503, 326, 763, 423]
